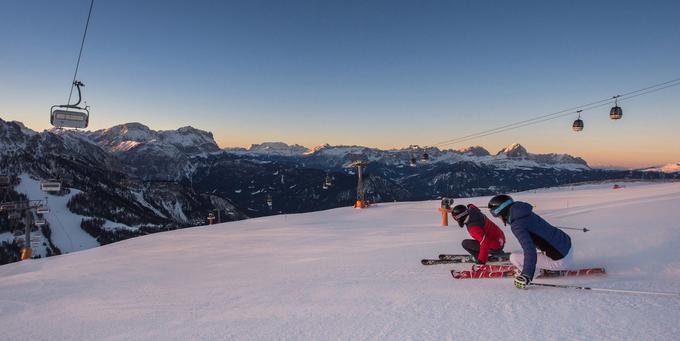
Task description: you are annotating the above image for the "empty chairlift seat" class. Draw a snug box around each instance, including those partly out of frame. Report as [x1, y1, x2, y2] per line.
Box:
[40, 180, 62, 193]
[0, 175, 11, 187]
[50, 107, 89, 129]
[36, 205, 50, 214]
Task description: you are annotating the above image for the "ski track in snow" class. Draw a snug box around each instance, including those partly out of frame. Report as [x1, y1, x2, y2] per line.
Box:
[1, 182, 680, 340]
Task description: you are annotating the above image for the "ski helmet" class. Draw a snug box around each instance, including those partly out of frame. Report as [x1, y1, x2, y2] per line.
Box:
[488, 194, 514, 218]
[451, 204, 468, 228]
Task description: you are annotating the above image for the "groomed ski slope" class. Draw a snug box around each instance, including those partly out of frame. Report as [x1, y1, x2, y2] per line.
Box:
[1, 182, 680, 340]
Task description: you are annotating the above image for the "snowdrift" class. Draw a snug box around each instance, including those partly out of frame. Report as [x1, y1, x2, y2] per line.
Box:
[1, 182, 680, 340]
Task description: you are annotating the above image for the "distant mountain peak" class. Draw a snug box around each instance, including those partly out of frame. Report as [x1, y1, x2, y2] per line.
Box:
[497, 143, 528, 157]
[456, 145, 490, 157]
[247, 142, 310, 156]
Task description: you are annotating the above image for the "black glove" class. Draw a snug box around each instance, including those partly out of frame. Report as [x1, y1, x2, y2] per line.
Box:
[514, 273, 531, 289]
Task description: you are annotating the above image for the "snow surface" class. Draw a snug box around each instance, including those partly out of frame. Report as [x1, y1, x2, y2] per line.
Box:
[1, 182, 680, 340]
[13, 174, 133, 253]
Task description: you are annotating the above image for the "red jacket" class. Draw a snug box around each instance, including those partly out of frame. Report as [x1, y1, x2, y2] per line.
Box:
[465, 204, 505, 263]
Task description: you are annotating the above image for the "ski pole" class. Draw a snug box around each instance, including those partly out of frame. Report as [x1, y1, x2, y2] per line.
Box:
[530, 282, 680, 297]
[556, 226, 589, 232]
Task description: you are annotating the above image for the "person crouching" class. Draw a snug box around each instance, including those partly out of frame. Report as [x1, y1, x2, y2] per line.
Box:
[451, 204, 506, 265]
[487, 194, 573, 289]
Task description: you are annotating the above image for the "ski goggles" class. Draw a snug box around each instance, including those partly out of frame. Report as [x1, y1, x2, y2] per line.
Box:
[452, 211, 468, 221]
[490, 199, 513, 217]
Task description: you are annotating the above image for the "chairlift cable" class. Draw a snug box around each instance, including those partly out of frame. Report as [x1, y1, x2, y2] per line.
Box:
[67, 0, 95, 106]
[432, 78, 680, 148]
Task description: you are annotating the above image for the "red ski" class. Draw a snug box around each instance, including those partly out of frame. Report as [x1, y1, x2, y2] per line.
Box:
[451, 269, 516, 279]
[538, 267, 606, 278]
[472, 264, 517, 272]
[452, 267, 606, 280]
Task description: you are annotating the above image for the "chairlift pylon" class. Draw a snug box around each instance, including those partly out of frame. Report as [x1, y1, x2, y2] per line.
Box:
[609, 95, 623, 120]
[266, 194, 273, 209]
[323, 174, 332, 189]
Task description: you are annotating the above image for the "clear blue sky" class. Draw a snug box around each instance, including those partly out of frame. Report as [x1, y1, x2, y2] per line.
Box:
[1, 0, 679, 167]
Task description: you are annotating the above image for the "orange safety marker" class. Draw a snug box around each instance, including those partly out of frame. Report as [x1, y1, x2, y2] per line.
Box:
[438, 207, 452, 226]
[20, 247, 32, 260]
[354, 200, 369, 209]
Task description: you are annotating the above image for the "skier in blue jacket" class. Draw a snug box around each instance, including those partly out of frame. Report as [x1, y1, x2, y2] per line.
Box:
[487, 194, 573, 289]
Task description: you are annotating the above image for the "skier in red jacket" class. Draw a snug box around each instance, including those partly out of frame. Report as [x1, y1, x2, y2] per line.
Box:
[451, 204, 506, 264]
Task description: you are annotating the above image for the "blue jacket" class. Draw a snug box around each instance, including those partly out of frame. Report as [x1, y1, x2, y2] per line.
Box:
[509, 202, 571, 278]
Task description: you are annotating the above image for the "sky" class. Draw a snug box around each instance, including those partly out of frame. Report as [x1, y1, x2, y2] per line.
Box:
[1, 0, 679, 168]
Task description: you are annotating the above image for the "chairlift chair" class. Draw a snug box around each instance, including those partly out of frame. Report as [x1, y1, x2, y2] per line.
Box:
[0, 175, 11, 187]
[36, 205, 50, 214]
[0, 203, 17, 211]
[50, 81, 89, 129]
[40, 180, 62, 193]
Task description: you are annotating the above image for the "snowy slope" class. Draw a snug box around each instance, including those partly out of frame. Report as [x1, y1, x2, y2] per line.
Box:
[14, 174, 135, 253]
[1, 182, 680, 340]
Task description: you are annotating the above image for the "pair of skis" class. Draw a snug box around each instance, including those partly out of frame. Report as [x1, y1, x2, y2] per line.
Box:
[451, 264, 606, 280]
[422, 253, 605, 280]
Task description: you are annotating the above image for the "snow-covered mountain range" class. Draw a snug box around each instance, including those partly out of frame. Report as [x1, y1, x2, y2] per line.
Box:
[1, 118, 676, 262]
[641, 162, 680, 174]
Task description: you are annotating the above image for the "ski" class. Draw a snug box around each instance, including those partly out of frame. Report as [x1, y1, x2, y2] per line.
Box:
[452, 267, 606, 280]
[472, 264, 517, 272]
[421, 259, 459, 265]
[451, 269, 516, 279]
[438, 253, 510, 262]
[538, 267, 606, 278]
[423, 255, 511, 265]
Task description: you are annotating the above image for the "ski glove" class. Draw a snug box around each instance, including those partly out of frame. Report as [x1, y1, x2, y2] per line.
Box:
[514, 273, 531, 289]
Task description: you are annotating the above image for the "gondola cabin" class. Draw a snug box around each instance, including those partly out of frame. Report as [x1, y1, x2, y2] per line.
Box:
[410, 157, 417, 167]
[609, 106, 623, 120]
[572, 118, 584, 132]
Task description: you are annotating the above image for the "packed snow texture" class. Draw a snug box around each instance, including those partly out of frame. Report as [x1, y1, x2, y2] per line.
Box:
[1, 182, 680, 340]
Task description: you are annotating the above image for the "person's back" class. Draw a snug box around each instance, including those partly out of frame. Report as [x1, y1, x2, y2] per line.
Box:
[509, 201, 571, 263]
[454, 204, 505, 264]
[488, 195, 574, 289]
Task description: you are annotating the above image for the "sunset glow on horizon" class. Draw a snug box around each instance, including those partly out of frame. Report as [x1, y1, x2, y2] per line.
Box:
[1, 0, 678, 169]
